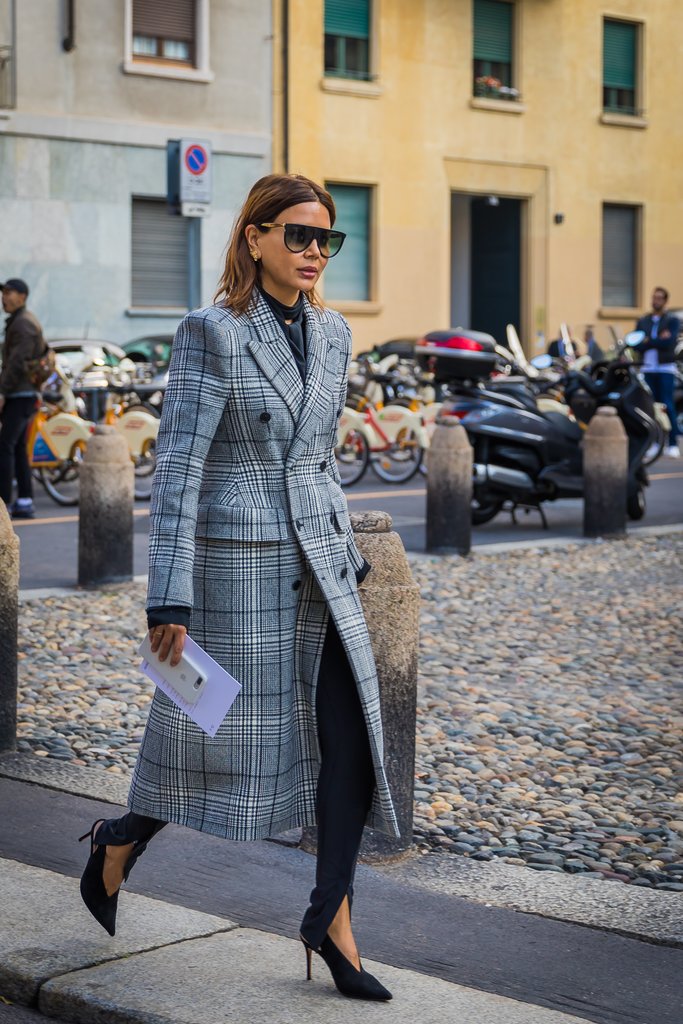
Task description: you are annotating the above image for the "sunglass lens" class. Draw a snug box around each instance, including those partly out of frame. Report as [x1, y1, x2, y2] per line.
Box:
[324, 232, 344, 257]
[283, 224, 313, 252]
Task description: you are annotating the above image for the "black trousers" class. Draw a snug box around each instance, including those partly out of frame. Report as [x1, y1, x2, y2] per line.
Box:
[97, 617, 374, 949]
[0, 395, 35, 504]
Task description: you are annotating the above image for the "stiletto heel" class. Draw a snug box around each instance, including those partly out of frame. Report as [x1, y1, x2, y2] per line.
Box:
[300, 933, 392, 1001]
[301, 937, 313, 980]
[79, 820, 119, 936]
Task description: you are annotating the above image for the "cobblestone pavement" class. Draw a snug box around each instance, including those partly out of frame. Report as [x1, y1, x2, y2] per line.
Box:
[17, 534, 683, 892]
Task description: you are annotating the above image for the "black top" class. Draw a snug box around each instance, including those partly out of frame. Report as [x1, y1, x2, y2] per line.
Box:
[258, 286, 307, 382]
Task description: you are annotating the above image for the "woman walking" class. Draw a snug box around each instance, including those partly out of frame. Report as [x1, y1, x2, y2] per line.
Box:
[79, 174, 397, 1001]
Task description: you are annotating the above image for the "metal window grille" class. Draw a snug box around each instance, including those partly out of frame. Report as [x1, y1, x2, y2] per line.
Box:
[602, 204, 638, 308]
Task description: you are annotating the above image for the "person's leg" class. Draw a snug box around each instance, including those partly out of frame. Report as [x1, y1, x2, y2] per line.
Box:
[13, 399, 35, 501]
[0, 398, 34, 505]
[88, 811, 166, 897]
[300, 616, 374, 958]
[658, 371, 679, 445]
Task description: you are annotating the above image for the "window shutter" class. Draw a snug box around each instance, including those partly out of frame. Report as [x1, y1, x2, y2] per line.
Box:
[325, 0, 370, 39]
[602, 205, 637, 307]
[132, 199, 189, 308]
[324, 185, 371, 302]
[603, 20, 636, 90]
[133, 0, 196, 41]
[473, 0, 512, 63]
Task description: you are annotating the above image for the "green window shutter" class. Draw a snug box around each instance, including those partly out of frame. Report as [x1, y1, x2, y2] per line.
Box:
[473, 0, 512, 63]
[325, 0, 370, 39]
[324, 185, 371, 302]
[603, 20, 636, 90]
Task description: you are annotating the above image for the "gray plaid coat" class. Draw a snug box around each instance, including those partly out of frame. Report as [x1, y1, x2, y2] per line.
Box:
[128, 293, 398, 840]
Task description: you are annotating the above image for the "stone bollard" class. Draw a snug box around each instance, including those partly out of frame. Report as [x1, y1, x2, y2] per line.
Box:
[78, 425, 134, 586]
[583, 407, 628, 538]
[0, 501, 19, 753]
[426, 417, 473, 555]
[303, 511, 420, 861]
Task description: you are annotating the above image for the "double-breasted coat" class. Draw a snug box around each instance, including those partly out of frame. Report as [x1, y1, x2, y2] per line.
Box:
[128, 293, 398, 841]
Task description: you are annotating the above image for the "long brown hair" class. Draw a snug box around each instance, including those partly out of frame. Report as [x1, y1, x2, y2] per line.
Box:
[214, 173, 336, 313]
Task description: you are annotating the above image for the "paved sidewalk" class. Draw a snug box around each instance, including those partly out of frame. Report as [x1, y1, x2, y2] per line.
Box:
[1, 855, 591, 1024]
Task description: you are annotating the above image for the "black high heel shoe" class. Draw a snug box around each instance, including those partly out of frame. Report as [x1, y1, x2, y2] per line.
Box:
[300, 934, 392, 1001]
[78, 820, 133, 937]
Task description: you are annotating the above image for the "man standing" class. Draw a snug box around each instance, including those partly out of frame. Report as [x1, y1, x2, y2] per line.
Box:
[0, 279, 45, 517]
[635, 287, 680, 458]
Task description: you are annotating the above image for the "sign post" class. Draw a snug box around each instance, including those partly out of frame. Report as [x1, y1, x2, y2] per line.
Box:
[167, 139, 212, 309]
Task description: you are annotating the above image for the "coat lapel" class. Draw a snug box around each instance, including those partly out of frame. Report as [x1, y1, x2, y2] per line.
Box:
[287, 302, 339, 465]
[246, 294, 305, 424]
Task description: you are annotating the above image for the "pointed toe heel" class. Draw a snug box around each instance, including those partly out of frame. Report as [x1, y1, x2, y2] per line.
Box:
[78, 820, 120, 936]
[300, 934, 392, 1001]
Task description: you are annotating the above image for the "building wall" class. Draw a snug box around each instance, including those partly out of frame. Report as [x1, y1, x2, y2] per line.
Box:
[283, 0, 683, 354]
[0, 0, 272, 343]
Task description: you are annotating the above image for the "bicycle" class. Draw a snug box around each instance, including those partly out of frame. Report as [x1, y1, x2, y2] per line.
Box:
[335, 396, 428, 486]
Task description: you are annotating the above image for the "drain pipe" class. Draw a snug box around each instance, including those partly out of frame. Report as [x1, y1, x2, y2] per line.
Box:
[62, 0, 76, 52]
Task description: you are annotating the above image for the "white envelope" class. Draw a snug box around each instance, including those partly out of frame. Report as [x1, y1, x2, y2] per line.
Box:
[139, 635, 242, 737]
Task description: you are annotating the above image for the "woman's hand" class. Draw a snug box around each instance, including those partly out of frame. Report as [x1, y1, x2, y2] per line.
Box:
[149, 624, 187, 667]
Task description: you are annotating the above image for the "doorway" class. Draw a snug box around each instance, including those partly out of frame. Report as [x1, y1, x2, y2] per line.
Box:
[450, 193, 523, 344]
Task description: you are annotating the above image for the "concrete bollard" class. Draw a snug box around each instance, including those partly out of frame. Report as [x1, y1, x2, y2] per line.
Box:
[583, 407, 628, 538]
[0, 500, 19, 753]
[78, 425, 134, 586]
[426, 417, 473, 555]
[303, 511, 420, 861]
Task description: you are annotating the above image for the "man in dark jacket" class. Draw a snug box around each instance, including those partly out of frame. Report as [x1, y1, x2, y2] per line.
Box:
[0, 279, 45, 517]
[635, 286, 680, 458]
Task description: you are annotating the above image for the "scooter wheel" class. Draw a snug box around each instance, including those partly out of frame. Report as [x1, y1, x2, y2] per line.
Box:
[627, 487, 646, 521]
[471, 494, 504, 525]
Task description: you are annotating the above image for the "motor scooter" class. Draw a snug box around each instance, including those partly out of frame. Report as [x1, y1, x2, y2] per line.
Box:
[414, 328, 657, 524]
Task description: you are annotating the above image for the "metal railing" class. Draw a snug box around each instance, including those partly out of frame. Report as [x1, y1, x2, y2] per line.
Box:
[0, 44, 14, 108]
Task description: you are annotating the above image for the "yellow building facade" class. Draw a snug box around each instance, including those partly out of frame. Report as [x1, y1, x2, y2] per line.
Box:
[274, 0, 683, 355]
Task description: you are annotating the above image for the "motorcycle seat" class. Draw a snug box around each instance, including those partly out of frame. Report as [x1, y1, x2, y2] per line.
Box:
[542, 410, 583, 441]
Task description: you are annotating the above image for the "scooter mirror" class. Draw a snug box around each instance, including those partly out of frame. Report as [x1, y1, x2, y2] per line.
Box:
[624, 330, 646, 347]
[531, 354, 553, 369]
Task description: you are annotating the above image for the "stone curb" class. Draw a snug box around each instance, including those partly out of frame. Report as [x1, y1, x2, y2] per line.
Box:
[0, 857, 588, 1024]
[1, 751, 680, 949]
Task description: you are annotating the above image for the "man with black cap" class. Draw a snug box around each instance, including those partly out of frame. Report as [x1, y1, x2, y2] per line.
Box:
[0, 278, 46, 518]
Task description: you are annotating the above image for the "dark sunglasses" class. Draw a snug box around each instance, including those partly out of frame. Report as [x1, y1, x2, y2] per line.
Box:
[259, 222, 346, 258]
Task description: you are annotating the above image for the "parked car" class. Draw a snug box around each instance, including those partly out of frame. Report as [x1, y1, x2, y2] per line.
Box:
[122, 335, 173, 370]
[50, 339, 138, 380]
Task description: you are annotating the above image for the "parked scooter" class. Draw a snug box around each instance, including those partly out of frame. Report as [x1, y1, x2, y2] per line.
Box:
[414, 328, 657, 525]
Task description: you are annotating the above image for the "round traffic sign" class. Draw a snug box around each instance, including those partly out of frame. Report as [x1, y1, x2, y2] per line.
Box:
[184, 144, 208, 176]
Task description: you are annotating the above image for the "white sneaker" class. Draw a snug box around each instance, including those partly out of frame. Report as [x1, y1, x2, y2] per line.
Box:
[665, 445, 680, 458]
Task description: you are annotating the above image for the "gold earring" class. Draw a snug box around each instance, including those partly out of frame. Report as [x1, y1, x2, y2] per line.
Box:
[250, 249, 260, 262]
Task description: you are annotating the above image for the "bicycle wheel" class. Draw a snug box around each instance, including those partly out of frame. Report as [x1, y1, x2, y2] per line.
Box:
[37, 458, 82, 506]
[133, 439, 156, 501]
[335, 428, 369, 486]
[370, 429, 424, 483]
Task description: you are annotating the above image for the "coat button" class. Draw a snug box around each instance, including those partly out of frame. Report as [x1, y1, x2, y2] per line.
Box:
[260, 412, 271, 422]
[340, 567, 348, 579]
[295, 519, 303, 530]
[336, 407, 343, 418]
[319, 460, 327, 471]
[292, 579, 301, 590]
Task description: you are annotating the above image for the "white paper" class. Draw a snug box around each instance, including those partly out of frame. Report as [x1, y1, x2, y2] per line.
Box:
[139, 635, 242, 737]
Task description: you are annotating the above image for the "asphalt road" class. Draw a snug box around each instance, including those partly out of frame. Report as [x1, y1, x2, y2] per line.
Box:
[12, 453, 683, 591]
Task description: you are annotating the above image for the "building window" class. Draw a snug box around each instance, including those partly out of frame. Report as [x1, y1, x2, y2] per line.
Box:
[131, 199, 190, 309]
[603, 19, 639, 116]
[132, 0, 196, 67]
[602, 204, 639, 308]
[473, 0, 517, 100]
[324, 185, 372, 302]
[324, 0, 371, 80]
